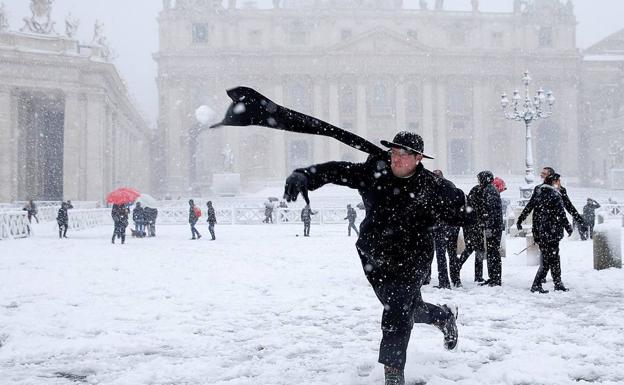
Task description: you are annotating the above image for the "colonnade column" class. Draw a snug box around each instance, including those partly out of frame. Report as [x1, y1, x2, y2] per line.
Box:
[63, 91, 84, 201]
[395, 82, 406, 132]
[422, 80, 434, 161]
[0, 86, 14, 201]
[273, 84, 286, 178]
[84, 93, 106, 201]
[472, 82, 485, 172]
[435, 81, 448, 172]
[328, 82, 340, 160]
[356, 83, 367, 160]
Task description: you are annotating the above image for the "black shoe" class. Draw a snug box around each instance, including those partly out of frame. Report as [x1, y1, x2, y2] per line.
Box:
[531, 286, 549, 294]
[191, 237, 196, 240]
[479, 280, 490, 286]
[435, 304, 459, 350]
[554, 284, 569, 292]
[488, 281, 502, 287]
[434, 284, 451, 289]
[452, 280, 462, 288]
[475, 278, 485, 283]
[384, 366, 405, 385]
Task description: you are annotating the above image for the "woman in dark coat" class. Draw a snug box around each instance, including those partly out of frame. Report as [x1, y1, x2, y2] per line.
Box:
[112, 204, 129, 244]
[526, 173, 573, 293]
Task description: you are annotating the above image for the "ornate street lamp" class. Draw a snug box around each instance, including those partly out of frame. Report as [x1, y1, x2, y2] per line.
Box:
[500, 70, 555, 202]
[189, 105, 215, 194]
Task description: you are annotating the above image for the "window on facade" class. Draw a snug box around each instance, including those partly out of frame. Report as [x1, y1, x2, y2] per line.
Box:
[290, 84, 311, 113]
[491, 31, 504, 47]
[538, 26, 553, 47]
[248, 30, 262, 45]
[447, 86, 471, 113]
[192, 23, 209, 43]
[339, 85, 355, 115]
[341, 29, 352, 41]
[406, 85, 419, 114]
[407, 30, 418, 41]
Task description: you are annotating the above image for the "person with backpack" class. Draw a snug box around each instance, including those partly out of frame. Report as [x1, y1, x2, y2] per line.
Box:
[189, 199, 202, 239]
[206, 201, 217, 240]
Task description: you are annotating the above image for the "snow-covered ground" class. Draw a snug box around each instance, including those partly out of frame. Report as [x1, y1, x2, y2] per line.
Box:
[1, 222, 623, 385]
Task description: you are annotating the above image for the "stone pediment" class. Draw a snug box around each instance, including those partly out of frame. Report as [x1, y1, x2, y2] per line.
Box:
[328, 27, 431, 54]
[585, 28, 624, 55]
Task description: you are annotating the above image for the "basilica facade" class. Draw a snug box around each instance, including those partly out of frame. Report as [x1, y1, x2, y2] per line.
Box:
[155, 0, 589, 196]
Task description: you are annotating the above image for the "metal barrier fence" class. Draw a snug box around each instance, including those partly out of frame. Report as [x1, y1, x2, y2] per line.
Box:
[0, 211, 30, 239]
[155, 207, 361, 225]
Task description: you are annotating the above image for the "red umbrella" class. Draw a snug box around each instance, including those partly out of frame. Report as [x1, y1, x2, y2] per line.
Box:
[493, 177, 507, 193]
[107, 187, 141, 205]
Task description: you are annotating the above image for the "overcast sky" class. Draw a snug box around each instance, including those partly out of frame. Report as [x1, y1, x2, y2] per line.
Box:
[3, 0, 623, 126]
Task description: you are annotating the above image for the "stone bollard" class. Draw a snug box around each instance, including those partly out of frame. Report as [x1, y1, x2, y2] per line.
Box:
[593, 222, 622, 270]
[525, 234, 541, 266]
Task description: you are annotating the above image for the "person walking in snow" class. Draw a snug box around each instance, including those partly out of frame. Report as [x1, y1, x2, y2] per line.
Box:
[23, 199, 39, 224]
[189, 199, 201, 240]
[56, 201, 71, 239]
[518, 173, 573, 293]
[345, 204, 359, 236]
[284, 131, 472, 385]
[424, 169, 459, 289]
[206, 201, 217, 240]
[581, 198, 601, 240]
[300, 204, 314, 237]
[451, 172, 502, 287]
[263, 199, 274, 223]
[111, 204, 129, 244]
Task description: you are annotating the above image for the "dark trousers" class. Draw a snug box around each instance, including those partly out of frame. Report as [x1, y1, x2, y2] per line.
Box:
[348, 222, 359, 236]
[112, 224, 126, 243]
[452, 244, 484, 284]
[303, 221, 310, 236]
[208, 223, 216, 240]
[58, 223, 68, 238]
[532, 241, 563, 288]
[358, 249, 448, 370]
[190, 222, 201, 238]
[430, 227, 459, 287]
[485, 231, 503, 284]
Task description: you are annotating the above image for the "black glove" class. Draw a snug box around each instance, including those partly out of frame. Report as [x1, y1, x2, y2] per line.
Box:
[284, 172, 310, 204]
[516, 222, 523, 231]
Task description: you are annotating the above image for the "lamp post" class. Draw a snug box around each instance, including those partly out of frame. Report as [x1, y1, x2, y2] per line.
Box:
[500, 70, 555, 202]
[189, 105, 215, 195]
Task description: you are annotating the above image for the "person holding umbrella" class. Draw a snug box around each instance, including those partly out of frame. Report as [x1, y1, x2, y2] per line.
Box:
[111, 203, 129, 244]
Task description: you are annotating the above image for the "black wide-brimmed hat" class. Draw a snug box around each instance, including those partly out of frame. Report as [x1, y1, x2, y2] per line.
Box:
[380, 131, 434, 159]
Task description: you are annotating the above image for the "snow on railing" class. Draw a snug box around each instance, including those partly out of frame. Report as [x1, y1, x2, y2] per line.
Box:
[66, 209, 112, 231]
[0, 211, 30, 239]
[149, 207, 361, 225]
